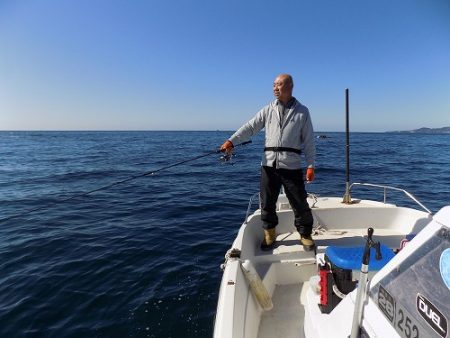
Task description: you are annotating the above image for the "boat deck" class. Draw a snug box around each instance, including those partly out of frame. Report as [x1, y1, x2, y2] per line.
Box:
[255, 228, 404, 259]
[258, 282, 310, 338]
[254, 228, 404, 337]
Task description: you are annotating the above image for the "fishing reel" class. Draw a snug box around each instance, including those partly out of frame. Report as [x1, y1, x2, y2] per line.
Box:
[219, 152, 235, 165]
[217, 140, 252, 165]
[363, 227, 382, 265]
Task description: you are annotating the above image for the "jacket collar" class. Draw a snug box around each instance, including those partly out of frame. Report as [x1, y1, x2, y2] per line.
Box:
[276, 97, 296, 109]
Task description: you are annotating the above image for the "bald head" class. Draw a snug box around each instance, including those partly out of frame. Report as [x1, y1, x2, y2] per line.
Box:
[278, 74, 294, 86]
[273, 73, 294, 104]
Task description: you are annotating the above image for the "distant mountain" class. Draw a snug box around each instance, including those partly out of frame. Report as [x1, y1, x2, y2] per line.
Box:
[388, 127, 450, 134]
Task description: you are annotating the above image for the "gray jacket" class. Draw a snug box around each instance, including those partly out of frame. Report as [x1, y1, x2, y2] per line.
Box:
[229, 98, 315, 170]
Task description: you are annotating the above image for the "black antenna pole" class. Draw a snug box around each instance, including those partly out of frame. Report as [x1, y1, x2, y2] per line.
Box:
[343, 88, 352, 203]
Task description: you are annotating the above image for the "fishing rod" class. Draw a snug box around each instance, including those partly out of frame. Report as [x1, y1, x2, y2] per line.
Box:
[350, 227, 382, 338]
[0, 141, 252, 223]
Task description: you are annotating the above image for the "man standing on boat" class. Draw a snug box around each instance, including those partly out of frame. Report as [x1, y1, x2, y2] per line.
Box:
[220, 74, 316, 251]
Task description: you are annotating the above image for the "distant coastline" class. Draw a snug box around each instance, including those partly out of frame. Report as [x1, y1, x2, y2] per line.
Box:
[387, 127, 450, 134]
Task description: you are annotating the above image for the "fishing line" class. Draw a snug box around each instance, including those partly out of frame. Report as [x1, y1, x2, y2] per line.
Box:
[0, 141, 251, 223]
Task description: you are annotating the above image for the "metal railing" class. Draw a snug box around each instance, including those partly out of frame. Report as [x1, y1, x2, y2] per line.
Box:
[349, 182, 432, 214]
[244, 192, 260, 224]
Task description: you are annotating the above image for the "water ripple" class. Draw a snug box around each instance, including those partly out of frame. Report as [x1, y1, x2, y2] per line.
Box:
[0, 131, 449, 337]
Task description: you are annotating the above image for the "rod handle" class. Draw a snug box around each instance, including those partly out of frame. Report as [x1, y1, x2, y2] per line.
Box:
[367, 227, 374, 240]
[217, 140, 252, 153]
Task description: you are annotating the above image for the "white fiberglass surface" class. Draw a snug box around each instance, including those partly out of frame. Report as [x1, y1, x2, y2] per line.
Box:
[258, 282, 310, 338]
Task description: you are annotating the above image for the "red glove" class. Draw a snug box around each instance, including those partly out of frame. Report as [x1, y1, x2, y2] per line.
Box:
[306, 168, 315, 182]
[220, 140, 234, 154]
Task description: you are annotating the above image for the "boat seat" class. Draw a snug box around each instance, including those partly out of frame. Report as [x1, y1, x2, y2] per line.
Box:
[325, 244, 395, 271]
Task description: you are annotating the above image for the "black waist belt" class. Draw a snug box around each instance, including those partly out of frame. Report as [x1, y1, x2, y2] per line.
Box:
[264, 147, 301, 154]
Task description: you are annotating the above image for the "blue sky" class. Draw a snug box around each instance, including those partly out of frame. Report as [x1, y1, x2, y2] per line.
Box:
[0, 0, 449, 131]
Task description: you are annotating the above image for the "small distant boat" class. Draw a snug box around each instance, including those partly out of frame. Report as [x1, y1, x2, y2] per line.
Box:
[214, 184, 450, 337]
[317, 134, 329, 139]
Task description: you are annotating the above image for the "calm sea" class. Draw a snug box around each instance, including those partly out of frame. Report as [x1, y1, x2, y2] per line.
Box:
[1, 131, 449, 337]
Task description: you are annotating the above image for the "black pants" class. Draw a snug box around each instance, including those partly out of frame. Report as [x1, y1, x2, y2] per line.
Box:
[260, 166, 313, 235]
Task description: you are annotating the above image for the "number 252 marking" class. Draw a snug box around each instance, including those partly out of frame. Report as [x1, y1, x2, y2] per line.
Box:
[397, 309, 419, 338]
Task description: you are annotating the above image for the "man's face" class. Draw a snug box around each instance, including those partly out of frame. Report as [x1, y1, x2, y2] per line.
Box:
[273, 75, 293, 101]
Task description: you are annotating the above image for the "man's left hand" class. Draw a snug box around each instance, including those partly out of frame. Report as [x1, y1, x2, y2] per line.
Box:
[306, 168, 315, 182]
[220, 140, 234, 155]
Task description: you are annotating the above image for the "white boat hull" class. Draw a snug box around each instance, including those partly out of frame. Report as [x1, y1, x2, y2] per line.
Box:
[214, 194, 448, 338]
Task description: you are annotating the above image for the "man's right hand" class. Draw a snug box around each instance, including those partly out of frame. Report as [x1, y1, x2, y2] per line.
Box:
[220, 140, 234, 154]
